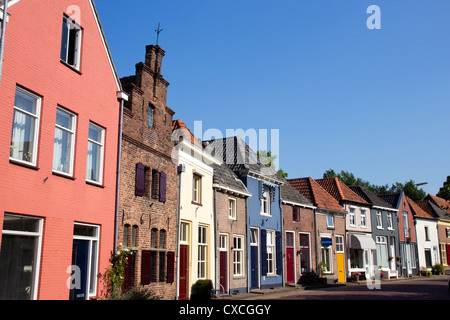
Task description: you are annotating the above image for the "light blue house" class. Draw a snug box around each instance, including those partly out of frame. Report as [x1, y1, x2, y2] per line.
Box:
[203, 136, 285, 290]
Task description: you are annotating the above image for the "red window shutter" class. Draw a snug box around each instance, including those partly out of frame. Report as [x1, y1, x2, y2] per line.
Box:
[166, 251, 175, 283]
[135, 163, 145, 196]
[141, 250, 152, 285]
[159, 172, 167, 202]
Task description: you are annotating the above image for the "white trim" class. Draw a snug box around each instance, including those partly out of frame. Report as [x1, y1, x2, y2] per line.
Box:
[282, 199, 316, 210]
[213, 183, 252, 198]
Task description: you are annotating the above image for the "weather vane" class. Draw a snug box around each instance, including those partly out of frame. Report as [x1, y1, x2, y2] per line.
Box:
[155, 22, 163, 46]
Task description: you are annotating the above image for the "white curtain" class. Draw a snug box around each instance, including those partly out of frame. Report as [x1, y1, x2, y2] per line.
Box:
[10, 111, 30, 161]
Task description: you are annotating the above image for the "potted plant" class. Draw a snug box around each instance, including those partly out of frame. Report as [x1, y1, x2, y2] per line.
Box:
[432, 263, 444, 275]
[318, 262, 328, 285]
[351, 272, 361, 282]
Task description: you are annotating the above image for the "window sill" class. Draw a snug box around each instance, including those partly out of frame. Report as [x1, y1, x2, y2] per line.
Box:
[60, 59, 82, 75]
[52, 171, 75, 180]
[9, 158, 39, 170]
[191, 201, 203, 206]
[86, 180, 104, 188]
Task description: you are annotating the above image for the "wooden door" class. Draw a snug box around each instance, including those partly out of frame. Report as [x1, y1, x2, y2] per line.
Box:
[219, 251, 228, 294]
[179, 245, 188, 300]
[337, 252, 345, 282]
[286, 247, 295, 283]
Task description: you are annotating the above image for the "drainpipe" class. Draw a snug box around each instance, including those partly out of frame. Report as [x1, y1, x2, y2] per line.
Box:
[0, 0, 9, 88]
[175, 164, 184, 299]
[213, 188, 218, 294]
[314, 209, 319, 275]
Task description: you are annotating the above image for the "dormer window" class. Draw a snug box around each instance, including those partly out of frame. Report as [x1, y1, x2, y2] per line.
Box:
[60, 15, 82, 70]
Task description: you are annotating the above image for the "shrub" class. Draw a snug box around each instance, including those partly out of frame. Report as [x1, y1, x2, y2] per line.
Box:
[190, 280, 213, 301]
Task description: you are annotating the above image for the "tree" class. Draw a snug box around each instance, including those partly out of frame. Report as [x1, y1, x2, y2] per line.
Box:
[257, 150, 288, 178]
[322, 169, 426, 201]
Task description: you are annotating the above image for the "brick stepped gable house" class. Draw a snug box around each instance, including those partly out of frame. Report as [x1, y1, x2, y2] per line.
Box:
[288, 178, 347, 283]
[379, 192, 419, 277]
[407, 197, 440, 272]
[211, 162, 251, 295]
[350, 186, 401, 279]
[0, 0, 128, 299]
[204, 136, 285, 290]
[280, 179, 316, 284]
[422, 194, 450, 273]
[118, 45, 178, 299]
[172, 120, 220, 300]
[315, 178, 375, 280]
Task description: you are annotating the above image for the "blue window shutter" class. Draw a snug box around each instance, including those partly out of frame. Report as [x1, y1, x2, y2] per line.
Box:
[276, 231, 282, 275]
[135, 163, 145, 196]
[159, 172, 167, 202]
[260, 229, 267, 276]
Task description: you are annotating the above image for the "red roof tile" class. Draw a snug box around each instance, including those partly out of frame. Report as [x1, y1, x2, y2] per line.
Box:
[426, 194, 450, 215]
[407, 197, 434, 219]
[172, 119, 202, 148]
[315, 177, 368, 205]
[288, 177, 345, 213]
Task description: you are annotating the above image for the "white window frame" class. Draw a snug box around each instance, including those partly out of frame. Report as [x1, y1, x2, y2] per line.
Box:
[52, 106, 76, 176]
[192, 174, 202, 203]
[376, 211, 383, 229]
[260, 190, 271, 216]
[387, 212, 394, 230]
[349, 208, 356, 227]
[336, 235, 344, 253]
[61, 15, 82, 70]
[86, 122, 105, 185]
[228, 198, 236, 220]
[360, 209, 367, 228]
[233, 235, 244, 276]
[198, 225, 208, 279]
[72, 222, 100, 299]
[180, 221, 190, 244]
[1, 214, 43, 300]
[10, 87, 41, 166]
[266, 229, 276, 275]
[326, 214, 334, 228]
[250, 227, 259, 247]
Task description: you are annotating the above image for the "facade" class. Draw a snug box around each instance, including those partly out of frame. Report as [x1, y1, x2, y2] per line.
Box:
[424, 194, 450, 273]
[118, 45, 178, 299]
[281, 180, 316, 284]
[408, 198, 440, 272]
[172, 120, 220, 299]
[0, 0, 127, 299]
[213, 163, 251, 295]
[380, 192, 419, 277]
[288, 177, 347, 283]
[351, 186, 401, 278]
[316, 178, 375, 280]
[204, 136, 285, 290]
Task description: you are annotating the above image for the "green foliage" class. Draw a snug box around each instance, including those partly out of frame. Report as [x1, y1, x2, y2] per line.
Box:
[257, 150, 289, 179]
[104, 244, 132, 298]
[323, 169, 427, 201]
[437, 183, 450, 201]
[191, 279, 213, 300]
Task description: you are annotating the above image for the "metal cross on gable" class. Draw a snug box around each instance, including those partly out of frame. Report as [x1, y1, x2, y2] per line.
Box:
[155, 22, 163, 46]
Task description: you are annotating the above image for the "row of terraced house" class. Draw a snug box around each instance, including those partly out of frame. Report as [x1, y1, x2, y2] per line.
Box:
[0, 0, 449, 300]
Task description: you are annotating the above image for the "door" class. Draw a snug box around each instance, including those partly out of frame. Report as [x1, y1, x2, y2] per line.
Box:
[286, 248, 295, 283]
[250, 246, 259, 289]
[219, 251, 228, 294]
[406, 244, 412, 276]
[70, 239, 89, 300]
[337, 253, 345, 282]
[179, 245, 189, 300]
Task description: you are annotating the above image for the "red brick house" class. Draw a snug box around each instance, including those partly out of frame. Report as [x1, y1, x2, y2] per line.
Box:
[0, 0, 127, 299]
[118, 45, 178, 299]
[281, 180, 316, 284]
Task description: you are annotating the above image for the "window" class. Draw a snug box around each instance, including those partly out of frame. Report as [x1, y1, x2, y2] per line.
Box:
[60, 15, 82, 69]
[299, 233, 311, 272]
[53, 107, 76, 175]
[10, 87, 41, 165]
[193, 174, 202, 204]
[233, 236, 244, 276]
[285, 232, 294, 247]
[151, 169, 159, 199]
[260, 190, 271, 216]
[71, 223, 99, 300]
[180, 222, 189, 243]
[376, 236, 389, 268]
[360, 209, 367, 227]
[228, 198, 236, 220]
[336, 235, 344, 253]
[326, 214, 334, 228]
[424, 248, 432, 268]
[376, 211, 383, 229]
[0, 214, 43, 300]
[403, 211, 409, 237]
[293, 207, 300, 222]
[266, 230, 276, 275]
[321, 240, 332, 273]
[86, 122, 105, 184]
[424, 226, 430, 241]
[349, 208, 356, 226]
[387, 212, 394, 230]
[219, 234, 227, 251]
[198, 226, 207, 279]
[148, 105, 154, 128]
[250, 228, 258, 246]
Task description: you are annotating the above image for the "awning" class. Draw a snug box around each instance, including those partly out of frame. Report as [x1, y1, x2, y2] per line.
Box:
[349, 234, 376, 250]
[321, 238, 332, 247]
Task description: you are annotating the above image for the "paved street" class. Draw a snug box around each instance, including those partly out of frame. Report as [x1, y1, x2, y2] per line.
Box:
[227, 275, 449, 300]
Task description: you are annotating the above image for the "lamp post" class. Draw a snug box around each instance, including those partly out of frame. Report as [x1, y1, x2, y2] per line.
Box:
[0, 0, 9, 88]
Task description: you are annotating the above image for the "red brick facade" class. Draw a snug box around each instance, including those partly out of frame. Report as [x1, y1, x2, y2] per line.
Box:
[118, 45, 178, 299]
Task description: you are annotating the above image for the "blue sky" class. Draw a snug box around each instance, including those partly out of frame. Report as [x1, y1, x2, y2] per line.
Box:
[95, 0, 450, 195]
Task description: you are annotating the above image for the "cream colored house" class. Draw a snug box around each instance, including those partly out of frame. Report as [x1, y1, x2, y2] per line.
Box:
[172, 120, 221, 300]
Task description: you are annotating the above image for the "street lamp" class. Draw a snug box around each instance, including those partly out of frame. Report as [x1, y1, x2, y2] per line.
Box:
[415, 182, 428, 187]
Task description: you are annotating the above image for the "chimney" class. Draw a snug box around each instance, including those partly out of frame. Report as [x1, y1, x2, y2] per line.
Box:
[145, 45, 165, 75]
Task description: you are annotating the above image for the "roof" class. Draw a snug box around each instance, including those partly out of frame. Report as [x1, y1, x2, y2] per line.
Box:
[203, 136, 285, 184]
[281, 180, 314, 207]
[288, 177, 345, 213]
[378, 193, 402, 209]
[172, 119, 203, 148]
[426, 194, 450, 215]
[406, 197, 435, 219]
[350, 186, 394, 209]
[213, 163, 250, 197]
[315, 178, 368, 205]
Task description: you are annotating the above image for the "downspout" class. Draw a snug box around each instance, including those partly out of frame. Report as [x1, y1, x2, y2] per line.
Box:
[279, 191, 284, 287]
[214, 188, 218, 294]
[314, 209, 319, 275]
[175, 164, 183, 299]
[114, 92, 126, 252]
[0, 0, 9, 88]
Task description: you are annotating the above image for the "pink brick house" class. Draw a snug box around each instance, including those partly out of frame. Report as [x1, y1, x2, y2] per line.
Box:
[0, 0, 127, 299]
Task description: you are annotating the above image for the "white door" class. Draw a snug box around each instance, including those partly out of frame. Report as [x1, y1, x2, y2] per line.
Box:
[406, 244, 412, 276]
